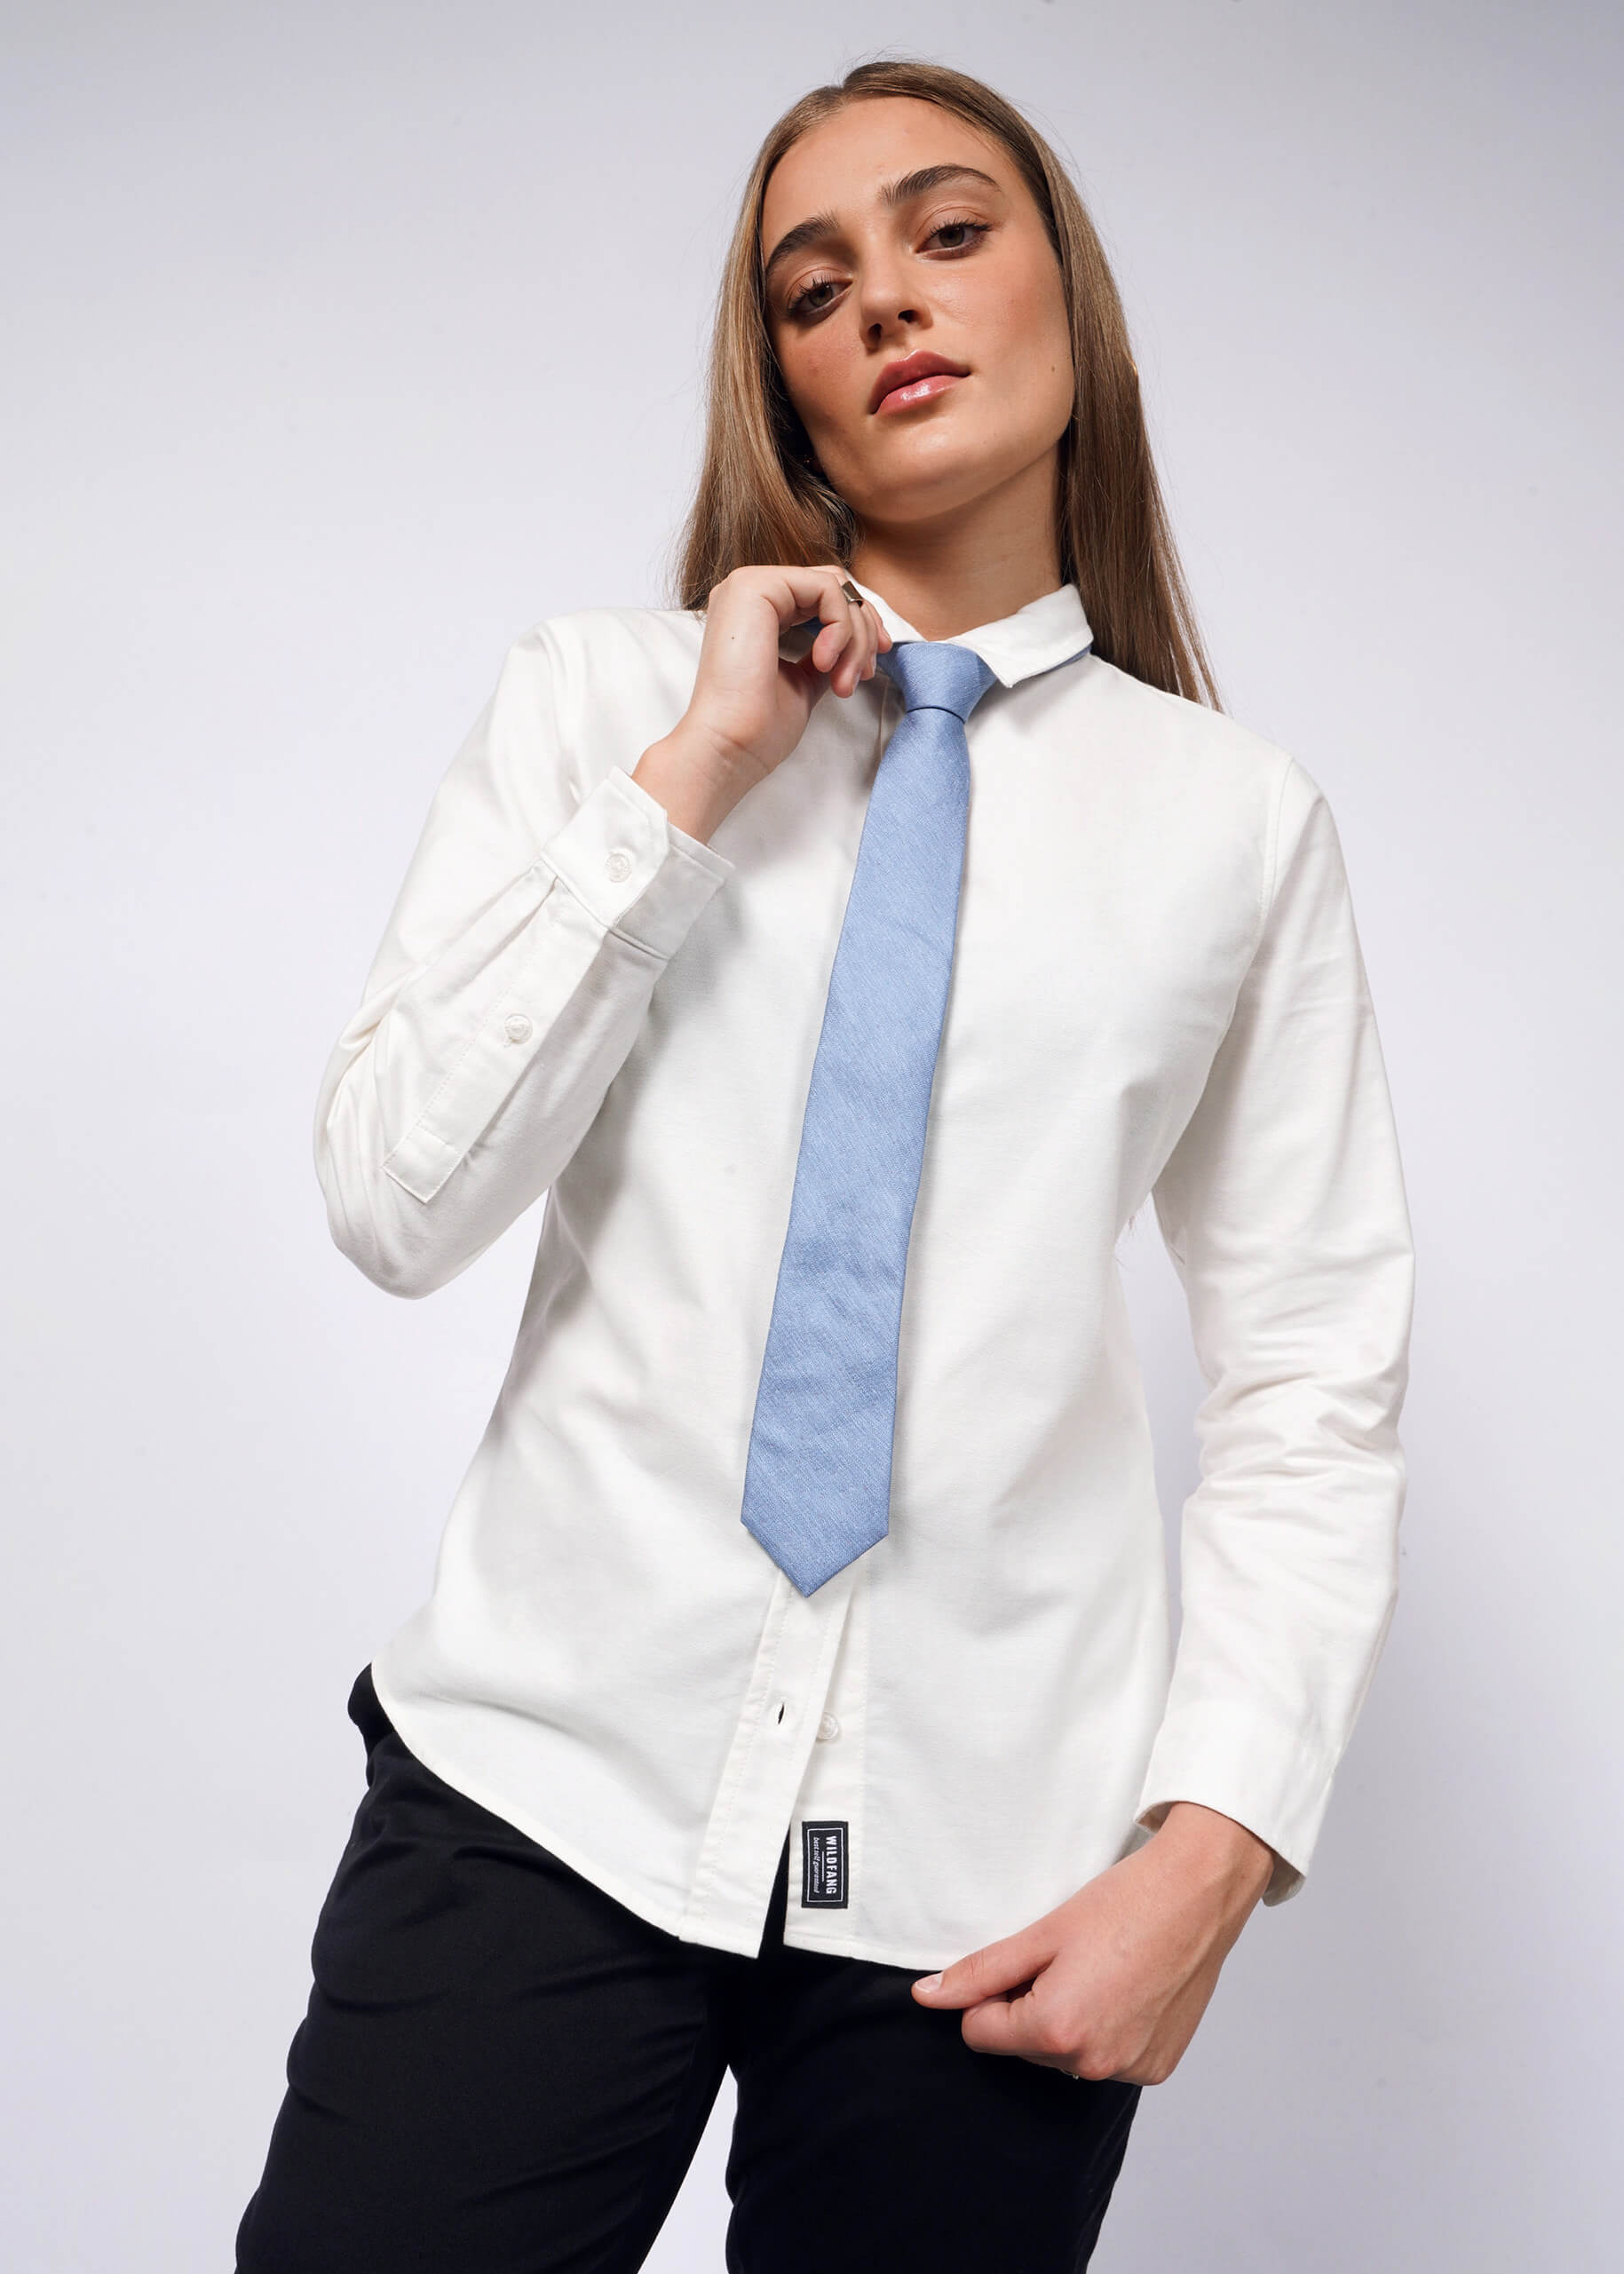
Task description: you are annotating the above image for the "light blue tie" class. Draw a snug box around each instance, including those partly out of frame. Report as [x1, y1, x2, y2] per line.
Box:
[740, 638, 1000, 1596]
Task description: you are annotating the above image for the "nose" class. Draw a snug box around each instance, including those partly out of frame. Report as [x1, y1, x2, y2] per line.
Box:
[865, 303, 922, 346]
[855, 248, 926, 344]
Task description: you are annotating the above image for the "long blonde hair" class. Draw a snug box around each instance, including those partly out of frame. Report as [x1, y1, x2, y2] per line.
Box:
[673, 58, 1218, 707]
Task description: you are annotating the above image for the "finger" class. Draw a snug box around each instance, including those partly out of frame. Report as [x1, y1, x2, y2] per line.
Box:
[731, 561, 839, 626]
[808, 581, 860, 686]
[812, 607, 858, 685]
[861, 600, 893, 688]
[912, 1929, 1053, 2010]
[849, 598, 883, 690]
[831, 591, 887, 696]
[764, 561, 860, 638]
[812, 570, 892, 696]
[860, 598, 891, 674]
[832, 607, 865, 693]
[957, 1985, 1056, 2062]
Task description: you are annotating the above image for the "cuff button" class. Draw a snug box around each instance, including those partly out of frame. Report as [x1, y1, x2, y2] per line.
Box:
[606, 848, 634, 883]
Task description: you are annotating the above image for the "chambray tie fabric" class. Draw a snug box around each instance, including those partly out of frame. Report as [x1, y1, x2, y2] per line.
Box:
[740, 638, 999, 1596]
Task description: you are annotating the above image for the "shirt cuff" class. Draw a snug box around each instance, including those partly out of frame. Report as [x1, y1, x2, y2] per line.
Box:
[540, 765, 733, 959]
[1132, 1700, 1338, 1906]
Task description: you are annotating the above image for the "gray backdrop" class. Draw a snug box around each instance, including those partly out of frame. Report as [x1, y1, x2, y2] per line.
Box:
[4, 3, 1620, 2267]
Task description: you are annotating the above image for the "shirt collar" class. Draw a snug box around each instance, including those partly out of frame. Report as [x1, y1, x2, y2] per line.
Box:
[848, 577, 1092, 691]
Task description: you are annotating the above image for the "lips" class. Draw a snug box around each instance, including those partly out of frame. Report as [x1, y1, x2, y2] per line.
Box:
[868, 351, 970, 416]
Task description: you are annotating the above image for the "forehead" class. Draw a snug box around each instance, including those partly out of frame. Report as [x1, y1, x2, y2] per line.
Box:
[759, 96, 1011, 248]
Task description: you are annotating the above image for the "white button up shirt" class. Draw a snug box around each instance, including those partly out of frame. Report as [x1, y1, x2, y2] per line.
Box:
[313, 578, 1414, 1969]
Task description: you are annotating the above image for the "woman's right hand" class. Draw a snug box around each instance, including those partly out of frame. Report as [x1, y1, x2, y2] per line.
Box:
[631, 565, 890, 844]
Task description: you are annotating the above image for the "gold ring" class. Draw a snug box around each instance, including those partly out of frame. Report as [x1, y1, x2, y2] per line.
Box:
[838, 577, 863, 606]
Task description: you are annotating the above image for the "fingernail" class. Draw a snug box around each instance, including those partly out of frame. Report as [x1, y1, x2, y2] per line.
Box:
[914, 1972, 941, 1993]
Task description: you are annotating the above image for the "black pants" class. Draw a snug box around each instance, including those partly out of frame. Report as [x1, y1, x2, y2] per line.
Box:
[235, 1668, 1140, 2272]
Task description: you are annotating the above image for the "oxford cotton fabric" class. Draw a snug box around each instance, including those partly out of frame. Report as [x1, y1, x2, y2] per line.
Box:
[313, 578, 1414, 1970]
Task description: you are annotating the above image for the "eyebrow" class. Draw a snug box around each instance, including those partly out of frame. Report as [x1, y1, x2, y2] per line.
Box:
[762, 163, 1002, 289]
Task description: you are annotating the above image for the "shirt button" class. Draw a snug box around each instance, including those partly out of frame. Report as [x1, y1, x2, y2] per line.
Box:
[605, 848, 634, 883]
[503, 1012, 533, 1044]
[816, 1711, 841, 1743]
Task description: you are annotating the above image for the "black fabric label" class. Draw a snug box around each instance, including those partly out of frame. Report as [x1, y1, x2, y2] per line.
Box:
[800, 1819, 849, 1907]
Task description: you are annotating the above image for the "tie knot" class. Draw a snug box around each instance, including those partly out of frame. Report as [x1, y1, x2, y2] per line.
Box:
[879, 639, 998, 722]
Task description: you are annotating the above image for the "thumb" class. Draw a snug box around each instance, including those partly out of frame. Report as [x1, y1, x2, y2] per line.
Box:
[912, 1927, 1053, 2010]
[785, 650, 835, 704]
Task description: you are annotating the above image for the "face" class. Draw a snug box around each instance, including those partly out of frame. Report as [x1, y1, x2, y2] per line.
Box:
[760, 97, 1075, 535]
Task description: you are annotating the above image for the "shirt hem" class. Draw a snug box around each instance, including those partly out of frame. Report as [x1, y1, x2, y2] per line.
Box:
[368, 1659, 990, 1972]
[368, 1658, 757, 1958]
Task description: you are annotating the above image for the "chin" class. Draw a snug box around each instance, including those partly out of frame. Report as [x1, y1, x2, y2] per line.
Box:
[841, 440, 1030, 529]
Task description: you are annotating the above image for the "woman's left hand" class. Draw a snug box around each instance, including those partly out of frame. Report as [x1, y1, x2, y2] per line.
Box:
[909, 1801, 1277, 2084]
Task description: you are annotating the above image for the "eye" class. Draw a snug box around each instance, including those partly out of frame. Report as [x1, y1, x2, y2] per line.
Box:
[784, 271, 845, 321]
[923, 217, 991, 254]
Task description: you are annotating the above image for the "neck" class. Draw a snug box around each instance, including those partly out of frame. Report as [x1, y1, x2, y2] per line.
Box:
[849, 449, 1064, 640]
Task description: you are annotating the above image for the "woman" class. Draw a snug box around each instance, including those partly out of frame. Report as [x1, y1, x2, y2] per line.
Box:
[237, 56, 1413, 2274]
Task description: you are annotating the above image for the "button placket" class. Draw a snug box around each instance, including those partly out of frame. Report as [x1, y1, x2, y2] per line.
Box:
[677, 1565, 855, 1952]
[783, 1562, 869, 1948]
